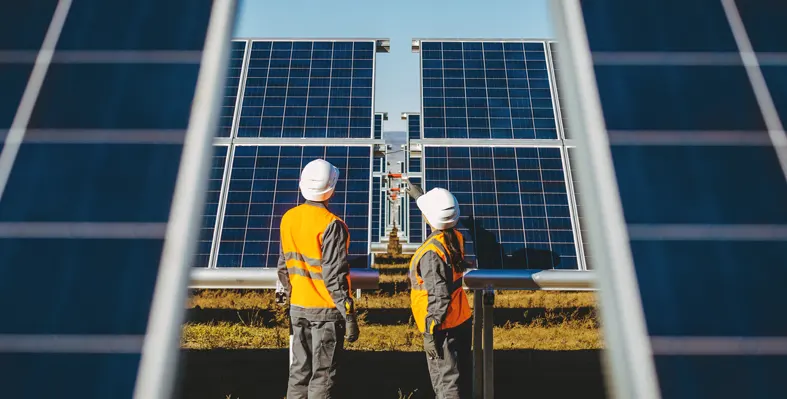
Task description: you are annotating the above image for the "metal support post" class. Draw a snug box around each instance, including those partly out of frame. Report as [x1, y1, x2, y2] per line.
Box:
[473, 290, 484, 399]
[483, 289, 495, 399]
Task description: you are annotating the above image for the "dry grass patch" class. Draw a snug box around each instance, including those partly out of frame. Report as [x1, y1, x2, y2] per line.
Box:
[182, 313, 600, 351]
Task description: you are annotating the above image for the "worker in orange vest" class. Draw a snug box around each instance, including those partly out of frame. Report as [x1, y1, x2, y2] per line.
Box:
[407, 185, 472, 399]
[277, 159, 360, 399]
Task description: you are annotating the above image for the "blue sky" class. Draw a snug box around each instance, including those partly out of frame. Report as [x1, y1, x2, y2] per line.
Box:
[234, 0, 554, 131]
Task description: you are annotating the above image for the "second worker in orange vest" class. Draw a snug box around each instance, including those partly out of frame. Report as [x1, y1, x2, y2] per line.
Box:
[407, 186, 472, 399]
[277, 159, 359, 399]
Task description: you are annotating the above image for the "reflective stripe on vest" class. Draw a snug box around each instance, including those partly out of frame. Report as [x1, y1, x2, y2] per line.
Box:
[409, 230, 472, 333]
[280, 203, 351, 311]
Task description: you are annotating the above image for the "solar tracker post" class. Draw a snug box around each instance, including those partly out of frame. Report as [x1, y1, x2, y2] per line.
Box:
[482, 289, 495, 399]
[472, 291, 484, 399]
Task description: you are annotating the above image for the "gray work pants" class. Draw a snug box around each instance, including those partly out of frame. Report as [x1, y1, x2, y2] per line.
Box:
[426, 319, 472, 399]
[287, 317, 346, 399]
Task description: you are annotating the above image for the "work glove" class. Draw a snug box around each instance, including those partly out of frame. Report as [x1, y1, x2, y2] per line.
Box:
[346, 315, 360, 343]
[406, 182, 424, 200]
[424, 333, 441, 360]
[275, 290, 288, 307]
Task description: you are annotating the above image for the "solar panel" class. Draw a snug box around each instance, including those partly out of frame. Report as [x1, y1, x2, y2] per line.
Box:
[554, 0, 787, 397]
[0, 1, 231, 398]
[424, 146, 578, 269]
[372, 175, 382, 241]
[218, 41, 247, 138]
[236, 40, 376, 139]
[216, 145, 372, 268]
[407, 113, 421, 140]
[547, 41, 569, 139]
[194, 145, 229, 267]
[407, 176, 424, 243]
[408, 153, 421, 173]
[374, 112, 383, 139]
[566, 148, 590, 269]
[420, 41, 557, 140]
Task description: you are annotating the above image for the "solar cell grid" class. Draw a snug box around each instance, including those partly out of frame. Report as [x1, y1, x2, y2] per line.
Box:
[420, 41, 557, 140]
[408, 154, 421, 173]
[408, 113, 421, 140]
[237, 40, 375, 139]
[218, 41, 247, 138]
[374, 113, 383, 139]
[424, 146, 577, 269]
[408, 176, 424, 243]
[548, 42, 570, 139]
[372, 175, 381, 240]
[194, 146, 229, 267]
[216, 145, 371, 268]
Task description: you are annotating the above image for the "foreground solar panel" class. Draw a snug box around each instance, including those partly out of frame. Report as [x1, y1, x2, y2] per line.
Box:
[424, 146, 578, 269]
[419, 41, 557, 140]
[0, 1, 232, 398]
[553, 1, 787, 397]
[236, 40, 376, 139]
[216, 145, 371, 268]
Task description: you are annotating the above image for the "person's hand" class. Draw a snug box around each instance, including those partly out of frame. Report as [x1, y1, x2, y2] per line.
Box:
[424, 333, 441, 359]
[346, 316, 360, 343]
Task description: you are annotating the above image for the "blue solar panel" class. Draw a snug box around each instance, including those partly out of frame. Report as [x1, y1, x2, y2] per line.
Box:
[407, 113, 421, 140]
[194, 146, 229, 267]
[424, 146, 577, 269]
[374, 112, 383, 139]
[408, 154, 421, 174]
[218, 41, 247, 138]
[408, 176, 424, 243]
[566, 148, 590, 269]
[372, 175, 383, 241]
[420, 41, 557, 140]
[571, 1, 787, 397]
[0, 1, 223, 397]
[216, 145, 372, 268]
[236, 40, 376, 139]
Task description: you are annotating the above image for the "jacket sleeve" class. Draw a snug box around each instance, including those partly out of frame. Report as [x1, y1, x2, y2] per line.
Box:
[321, 220, 354, 320]
[276, 243, 290, 295]
[420, 251, 452, 334]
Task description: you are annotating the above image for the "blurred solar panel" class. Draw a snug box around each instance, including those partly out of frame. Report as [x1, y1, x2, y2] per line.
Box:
[0, 1, 228, 397]
[194, 146, 229, 267]
[374, 112, 383, 139]
[563, 1, 787, 397]
[216, 145, 371, 268]
[408, 153, 421, 174]
[217, 41, 247, 138]
[420, 41, 557, 140]
[236, 40, 376, 139]
[424, 146, 577, 269]
[407, 113, 421, 140]
[408, 176, 424, 243]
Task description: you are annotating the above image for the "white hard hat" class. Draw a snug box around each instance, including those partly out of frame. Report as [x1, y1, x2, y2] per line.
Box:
[416, 187, 460, 230]
[299, 159, 339, 202]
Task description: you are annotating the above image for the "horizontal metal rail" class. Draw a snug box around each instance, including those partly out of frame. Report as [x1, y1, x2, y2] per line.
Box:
[463, 269, 596, 291]
[370, 242, 421, 254]
[189, 267, 380, 290]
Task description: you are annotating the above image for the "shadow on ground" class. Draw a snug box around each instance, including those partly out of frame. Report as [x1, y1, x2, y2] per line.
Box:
[176, 349, 606, 399]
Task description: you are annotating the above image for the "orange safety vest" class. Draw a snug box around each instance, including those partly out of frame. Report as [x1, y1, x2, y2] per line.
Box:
[409, 230, 471, 334]
[280, 203, 352, 312]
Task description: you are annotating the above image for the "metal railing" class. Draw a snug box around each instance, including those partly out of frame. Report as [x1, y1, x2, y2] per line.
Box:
[187, 267, 595, 399]
[463, 269, 596, 399]
[189, 267, 380, 290]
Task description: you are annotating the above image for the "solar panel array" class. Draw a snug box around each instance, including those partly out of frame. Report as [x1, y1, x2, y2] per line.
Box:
[547, 41, 569, 139]
[415, 39, 583, 269]
[421, 41, 557, 140]
[218, 41, 247, 138]
[372, 175, 382, 240]
[235, 40, 376, 139]
[374, 112, 384, 139]
[0, 1, 229, 397]
[407, 113, 421, 140]
[195, 145, 229, 268]
[407, 176, 424, 243]
[557, 1, 787, 397]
